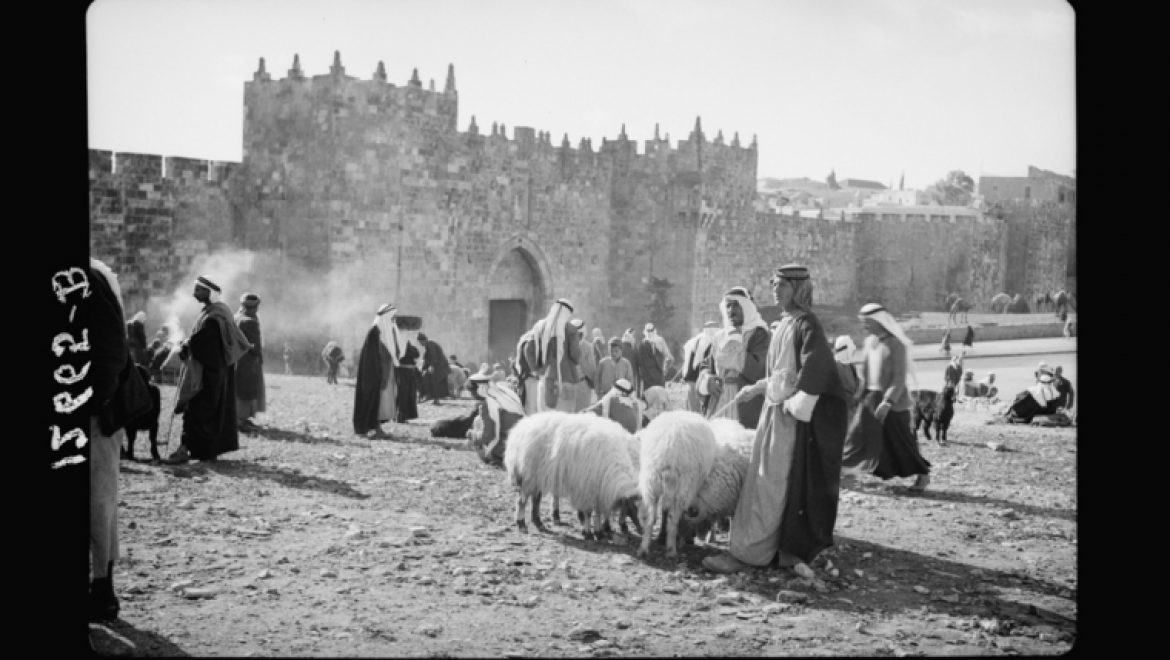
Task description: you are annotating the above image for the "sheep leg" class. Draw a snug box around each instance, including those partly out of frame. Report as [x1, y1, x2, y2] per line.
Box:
[665, 507, 681, 560]
[515, 492, 529, 533]
[637, 496, 657, 558]
[530, 492, 546, 531]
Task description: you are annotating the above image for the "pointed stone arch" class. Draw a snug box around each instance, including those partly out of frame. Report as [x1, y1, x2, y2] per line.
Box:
[483, 234, 554, 364]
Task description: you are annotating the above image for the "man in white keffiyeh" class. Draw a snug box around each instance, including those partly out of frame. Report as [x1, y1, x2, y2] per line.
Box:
[466, 366, 526, 466]
[533, 298, 577, 411]
[681, 321, 719, 412]
[696, 286, 770, 428]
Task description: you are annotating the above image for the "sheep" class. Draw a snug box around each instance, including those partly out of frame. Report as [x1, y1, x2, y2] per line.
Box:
[549, 413, 643, 541]
[683, 418, 753, 544]
[593, 432, 645, 537]
[503, 411, 573, 533]
[636, 410, 719, 560]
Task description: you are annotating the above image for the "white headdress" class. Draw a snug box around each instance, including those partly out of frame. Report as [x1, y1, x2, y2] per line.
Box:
[535, 298, 574, 388]
[859, 303, 918, 387]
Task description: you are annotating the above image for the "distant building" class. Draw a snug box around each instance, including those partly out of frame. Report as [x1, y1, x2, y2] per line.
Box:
[869, 188, 927, 206]
[978, 166, 1075, 205]
[838, 178, 887, 190]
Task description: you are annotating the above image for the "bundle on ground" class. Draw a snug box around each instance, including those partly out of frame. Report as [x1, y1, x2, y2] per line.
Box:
[503, 411, 571, 532]
[550, 413, 643, 540]
[637, 410, 719, 559]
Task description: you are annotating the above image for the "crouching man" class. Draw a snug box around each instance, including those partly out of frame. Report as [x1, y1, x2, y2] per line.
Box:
[582, 378, 649, 433]
[466, 366, 527, 466]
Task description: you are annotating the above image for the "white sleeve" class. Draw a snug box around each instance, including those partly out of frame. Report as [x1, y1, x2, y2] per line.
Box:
[784, 390, 820, 422]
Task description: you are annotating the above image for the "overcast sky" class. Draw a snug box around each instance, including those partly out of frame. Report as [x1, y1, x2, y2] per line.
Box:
[87, 0, 1075, 190]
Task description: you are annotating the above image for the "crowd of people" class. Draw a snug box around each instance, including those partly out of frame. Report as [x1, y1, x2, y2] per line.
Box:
[89, 262, 1076, 623]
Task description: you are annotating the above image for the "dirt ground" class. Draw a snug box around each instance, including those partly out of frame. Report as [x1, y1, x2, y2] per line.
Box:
[90, 373, 1077, 657]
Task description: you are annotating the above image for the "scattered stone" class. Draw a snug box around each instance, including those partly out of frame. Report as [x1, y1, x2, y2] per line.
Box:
[410, 527, 430, 538]
[256, 569, 272, 580]
[987, 442, 1005, 452]
[343, 524, 362, 539]
[776, 590, 808, 604]
[913, 586, 930, 594]
[416, 624, 442, 638]
[716, 625, 737, 638]
[715, 592, 742, 606]
[662, 586, 681, 594]
[320, 569, 338, 578]
[794, 563, 816, 579]
[183, 587, 220, 599]
[168, 579, 194, 592]
[567, 627, 602, 643]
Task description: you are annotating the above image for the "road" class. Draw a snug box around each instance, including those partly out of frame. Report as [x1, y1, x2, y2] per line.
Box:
[909, 337, 1077, 406]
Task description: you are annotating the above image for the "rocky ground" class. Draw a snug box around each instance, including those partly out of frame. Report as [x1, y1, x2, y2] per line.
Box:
[91, 373, 1076, 657]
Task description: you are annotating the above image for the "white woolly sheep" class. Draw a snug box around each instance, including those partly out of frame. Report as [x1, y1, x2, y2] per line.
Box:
[681, 418, 753, 543]
[550, 413, 643, 541]
[636, 410, 719, 560]
[503, 411, 573, 533]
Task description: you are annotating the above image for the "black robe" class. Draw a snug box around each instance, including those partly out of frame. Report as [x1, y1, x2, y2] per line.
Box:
[126, 318, 148, 368]
[234, 313, 265, 402]
[636, 340, 666, 391]
[180, 314, 239, 460]
[420, 340, 451, 400]
[396, 343, 421, 422]
[353, 326, 391, 435]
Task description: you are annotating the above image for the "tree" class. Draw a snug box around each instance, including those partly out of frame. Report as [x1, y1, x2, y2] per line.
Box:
[926, 170, 975, 206]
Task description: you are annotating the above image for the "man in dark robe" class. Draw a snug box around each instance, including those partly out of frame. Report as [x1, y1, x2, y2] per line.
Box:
[703, 265, 848, 573]
[126, 311, 148, 367]
[697, 287, 771, 429]
[234, 293, 266, 433]
[395, 321, 423, 422]
[87, 259, 130, 620]
[620, 328, 641, 395]
[636, 323, 668, 394]
[418, 332, 452, 404]
[164, 276, 252, 464]
[353, 304, 398, 436]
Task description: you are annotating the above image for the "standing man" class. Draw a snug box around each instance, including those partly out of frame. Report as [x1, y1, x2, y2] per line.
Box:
[595, 337, 635, 399]
[395, 321, 422, 422]
[465, 366, 527, 466]
[126, 310, 148, 368]
[636, 323, 669, 395]
[681, 321, 719, 412]
[703, 264, 849, 574]
[620, 328, 641, 395]
[697, 286, 770, 428]
[591, 327, 607, 366]
[845, 303, 932, 492]
[546, 310, 584, 412]
[234, 293, 266, 434]
[283, 342, 294, 375]
[353, 304, 399, 437]
[322, 340, 345, 384]
[418, 332, 452, 405]
[87, 259, 129, 620]
[572, 318, 597, 411]
[164, 276, 252, 464]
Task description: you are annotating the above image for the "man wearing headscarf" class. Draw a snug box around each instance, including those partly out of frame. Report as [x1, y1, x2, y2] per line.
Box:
[126, 310, 148, 367]
[418, 332, 452, 405]
[636, 323, 670, 395]
[86, 259, 130, 620]
[583, 378, 648, 433]
[353, 304, 400, 437]
[546, 311, 585, 412]
[943, 351, 965, 389]
[525, 299, 576, 411]
[703, 265, 848, 574]
[447, 355, 468, 396]
[322, 340, 345, 384]
[595, 337, 635, 399]
[843, 302, 931, 492]
[591, 327, 607, 366]
[620, 328, 641, 394]
[466, 366, 527, 466]
[962, 324, 975, 350]
[1006, 363, 1060, 423]
[696, 286, 770, 428]
[234, 293, 266, 433]
[164, 276, 253, 464]
[833, 335, 862, 418]
[570, 319, 597, 411]
[681, 321, 719, 412]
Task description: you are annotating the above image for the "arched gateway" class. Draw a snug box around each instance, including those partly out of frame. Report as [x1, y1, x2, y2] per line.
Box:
[484, 236, 552, 366]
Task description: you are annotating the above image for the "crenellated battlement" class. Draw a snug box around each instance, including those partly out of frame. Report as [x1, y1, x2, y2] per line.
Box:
[89, 149, 240, 184]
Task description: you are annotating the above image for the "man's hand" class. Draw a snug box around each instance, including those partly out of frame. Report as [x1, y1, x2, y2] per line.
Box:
[178, 340, 190, 361]
[735, 385, 762, 403]
[707, 376, 723, 402]
[875, 401, 892, 423]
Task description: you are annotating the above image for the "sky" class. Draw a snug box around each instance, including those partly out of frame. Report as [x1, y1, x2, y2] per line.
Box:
[87, 0, 1075, 190]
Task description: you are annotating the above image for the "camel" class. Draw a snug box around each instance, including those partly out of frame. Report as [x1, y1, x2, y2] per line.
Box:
[1034, 291, 1053, 313]
[989, 292, 1012, 314]
[1006, 293, 1030, 314]
[1053, 290, 1076, 317]
[943, 292, 961, 313]
[948, 298, 973, 326]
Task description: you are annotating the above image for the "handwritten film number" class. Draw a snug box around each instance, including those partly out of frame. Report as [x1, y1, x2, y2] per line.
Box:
[51, 268, 92, 469]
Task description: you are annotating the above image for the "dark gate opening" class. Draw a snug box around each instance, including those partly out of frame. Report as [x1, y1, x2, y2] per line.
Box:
[488, 299, 529, 367]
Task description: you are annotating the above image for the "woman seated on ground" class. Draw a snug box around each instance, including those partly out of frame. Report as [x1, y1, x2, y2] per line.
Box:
[1005, 363, 1060, 423]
